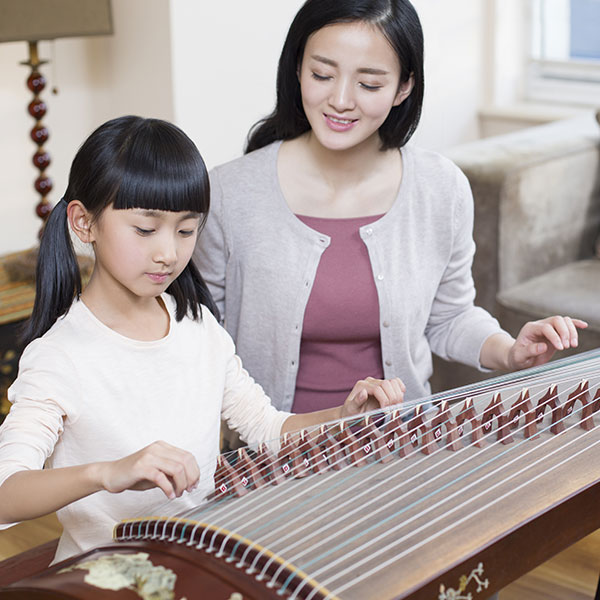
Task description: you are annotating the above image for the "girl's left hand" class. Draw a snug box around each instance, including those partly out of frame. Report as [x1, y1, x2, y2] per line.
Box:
[508, 315, 588, 370]
[341, 377, 405, 418]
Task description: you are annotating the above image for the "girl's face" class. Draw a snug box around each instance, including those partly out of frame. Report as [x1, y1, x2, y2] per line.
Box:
[298, 21, 413, 152]
[88, 205, 201, 301]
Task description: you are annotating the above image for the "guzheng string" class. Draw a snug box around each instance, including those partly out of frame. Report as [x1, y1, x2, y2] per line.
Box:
[143, 348, 600, 527]
[206, 348, 600, 514]
[167, 357, 596, 529]
[126, 386, 596, 593]
[151, 369, 593, 533]
[240, 377, 591, 590]
[292, 393, 597, 597]
[123, 350, 600, 599]
[144, 364, 596, 560]
[223, 384, 568, 565]
[317, 437, 600, 600]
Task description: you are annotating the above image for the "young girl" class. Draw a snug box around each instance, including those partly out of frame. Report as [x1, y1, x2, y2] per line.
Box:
[0, 116, 404, 563]
[194, 0, 587, 420]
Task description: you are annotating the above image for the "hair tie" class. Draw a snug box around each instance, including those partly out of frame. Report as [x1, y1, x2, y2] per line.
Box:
[60, 197, 68, 207]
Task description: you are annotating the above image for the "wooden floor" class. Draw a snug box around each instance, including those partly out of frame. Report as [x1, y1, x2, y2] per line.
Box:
[0, 513, 62, 561]
[0, 515, 598, 598]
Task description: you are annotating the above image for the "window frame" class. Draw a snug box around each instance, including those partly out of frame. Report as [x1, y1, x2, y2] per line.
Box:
[525, 0, 600, 107]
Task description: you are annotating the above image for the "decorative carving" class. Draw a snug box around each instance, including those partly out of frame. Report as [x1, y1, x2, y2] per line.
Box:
[439, 562, 489, 599]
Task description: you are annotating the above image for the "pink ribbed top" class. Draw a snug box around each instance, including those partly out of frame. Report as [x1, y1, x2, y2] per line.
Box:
[292, 214, 385, 413]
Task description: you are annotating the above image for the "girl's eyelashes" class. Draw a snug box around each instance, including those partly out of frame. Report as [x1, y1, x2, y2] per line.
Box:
[134, 224, 198, 237]
[311, 71, 331, 82]
[135, 227, 154, 236]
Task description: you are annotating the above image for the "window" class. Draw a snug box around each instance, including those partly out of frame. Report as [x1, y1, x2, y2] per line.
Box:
[528, 0, 600, 105]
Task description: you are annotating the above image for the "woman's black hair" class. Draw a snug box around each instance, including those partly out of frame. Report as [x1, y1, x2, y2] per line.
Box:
[246, 0, 424, 153]
[23, 115, 219, 345]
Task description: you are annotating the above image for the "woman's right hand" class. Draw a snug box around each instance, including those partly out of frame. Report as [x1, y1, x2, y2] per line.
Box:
[99, 441, 200, 500]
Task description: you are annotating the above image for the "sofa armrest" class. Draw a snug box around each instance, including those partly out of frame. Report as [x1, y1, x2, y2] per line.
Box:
[444, 112, 600, 315]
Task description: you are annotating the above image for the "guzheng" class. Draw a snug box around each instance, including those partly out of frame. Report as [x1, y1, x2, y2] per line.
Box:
[2, 349, 600, 599]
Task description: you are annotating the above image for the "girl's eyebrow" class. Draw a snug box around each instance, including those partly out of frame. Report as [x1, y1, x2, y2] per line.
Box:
[132, 209, 200, 220]
[310, 54, 389, 76]
[178, 212, 201, 221]
[132, 209, 162, 217]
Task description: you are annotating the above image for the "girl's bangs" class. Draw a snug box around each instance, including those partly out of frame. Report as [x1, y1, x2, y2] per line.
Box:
[112, 162, 209, 215]
[111, 120, 209, 215]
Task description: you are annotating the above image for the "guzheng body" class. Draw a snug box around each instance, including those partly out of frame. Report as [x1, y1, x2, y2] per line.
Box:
[1, 350, 599, 599]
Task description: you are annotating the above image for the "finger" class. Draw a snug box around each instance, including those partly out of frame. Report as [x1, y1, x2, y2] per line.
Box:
[367, 384, 393, 409]
[388, 378, 405, 404]
[549, 316, 573, 349]
[150, 457, 189, 497]
[145, 468, 177, 500]
[540, 322, 565, 351]
[168, 447, 200, 493]
[394, 377, 406, 394]
[148, 449, 197, 497]
[563, 316, 579, 347]
[564, 316, 588, 346]
[351, 387, 369, 408]
[528, 341, 548, 358]
[175, 453, 201, 495]
[183, 454, 200, 492]
[378, 380, 396, 405]
[353, 379, 388, 407]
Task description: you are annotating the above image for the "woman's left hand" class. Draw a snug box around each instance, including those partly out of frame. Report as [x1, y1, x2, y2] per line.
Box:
[508, 315, 588, 370]
[341, 377, 405, 418]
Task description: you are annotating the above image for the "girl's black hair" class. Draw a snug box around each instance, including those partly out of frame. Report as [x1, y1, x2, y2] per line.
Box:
[23, 115, 219, 345]
[246, 0, 424, 154]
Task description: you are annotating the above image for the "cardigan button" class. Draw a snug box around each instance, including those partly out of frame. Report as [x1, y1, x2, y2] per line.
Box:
[383, 321, 390, 328]
[377, 274, 384, 281]
[385, 359, 392, 367]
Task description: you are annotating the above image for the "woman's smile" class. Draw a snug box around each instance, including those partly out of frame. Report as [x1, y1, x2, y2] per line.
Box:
[323, 113, 358, 132]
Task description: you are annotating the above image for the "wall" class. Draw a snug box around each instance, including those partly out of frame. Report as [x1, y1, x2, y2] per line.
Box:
[169, 1, 305, 170]
[1, 0, 490, 256]
[410, 0, 486, 149]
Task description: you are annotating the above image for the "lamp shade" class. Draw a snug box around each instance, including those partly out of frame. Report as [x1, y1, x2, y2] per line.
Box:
[0, 0, 112, 43]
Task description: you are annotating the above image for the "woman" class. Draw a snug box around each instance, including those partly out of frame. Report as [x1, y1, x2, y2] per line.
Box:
[194, 0, 585, 417]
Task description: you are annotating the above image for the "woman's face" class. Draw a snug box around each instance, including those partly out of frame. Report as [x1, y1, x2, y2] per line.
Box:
[298, 21, 413, 152]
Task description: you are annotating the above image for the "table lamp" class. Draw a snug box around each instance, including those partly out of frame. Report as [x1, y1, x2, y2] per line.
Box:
[0, 0, 113, 238]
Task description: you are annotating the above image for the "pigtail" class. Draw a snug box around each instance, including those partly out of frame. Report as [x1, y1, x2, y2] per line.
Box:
[21, 199, 81, 345]
[168, 260, 220, 323]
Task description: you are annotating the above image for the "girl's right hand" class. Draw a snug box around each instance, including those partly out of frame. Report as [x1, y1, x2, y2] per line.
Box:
[99, 441, 200, 500]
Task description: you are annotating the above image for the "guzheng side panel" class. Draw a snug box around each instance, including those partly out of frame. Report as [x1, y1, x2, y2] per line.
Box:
[0, 543, 287, 599]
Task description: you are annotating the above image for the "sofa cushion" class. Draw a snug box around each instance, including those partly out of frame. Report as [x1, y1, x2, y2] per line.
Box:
[497, 259, 600, 332]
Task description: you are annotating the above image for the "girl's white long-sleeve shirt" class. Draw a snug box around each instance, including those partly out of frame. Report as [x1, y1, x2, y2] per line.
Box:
[0, 296, 289, 562]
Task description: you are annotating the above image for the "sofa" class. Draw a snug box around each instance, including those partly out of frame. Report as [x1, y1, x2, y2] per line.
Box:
[431, 110, 600, 393]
